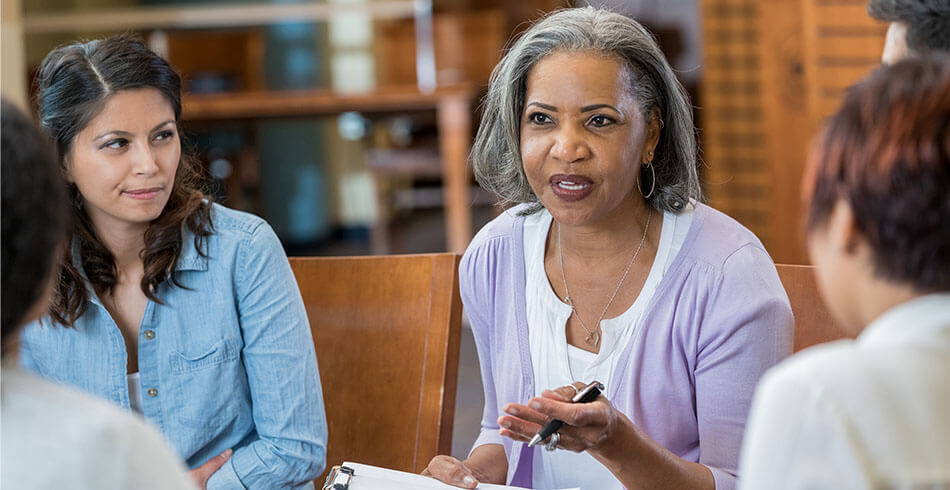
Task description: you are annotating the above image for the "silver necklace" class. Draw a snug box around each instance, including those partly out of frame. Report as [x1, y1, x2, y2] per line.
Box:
[557, 209, 652, 348]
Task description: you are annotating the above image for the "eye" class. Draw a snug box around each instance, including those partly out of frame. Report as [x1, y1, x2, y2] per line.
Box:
[154, 130, 176, 142]
[101, 138, 129, 150]
[527, 112, 553, 125]
[588, 115, 616, 128]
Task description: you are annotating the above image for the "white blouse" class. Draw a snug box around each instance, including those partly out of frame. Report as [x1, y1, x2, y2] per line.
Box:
[740, 293, 950, 489]
[523, 205, 692, 490]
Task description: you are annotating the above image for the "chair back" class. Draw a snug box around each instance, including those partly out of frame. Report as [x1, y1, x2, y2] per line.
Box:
[775, 264, 855, 352]
[290, 253, 462, 484]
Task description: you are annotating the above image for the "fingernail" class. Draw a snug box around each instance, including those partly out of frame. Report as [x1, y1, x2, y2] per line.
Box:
[463, 476, 477, 486]
[501, 420, 511, 428]
[530, 401, 542, 409]
[506, 407, 518, 415]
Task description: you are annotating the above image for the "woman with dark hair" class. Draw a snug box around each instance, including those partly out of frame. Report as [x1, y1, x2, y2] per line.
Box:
[423, 7, 792, 490]
[740, 56, 950, 488]
[19, 35, 327, 489]
[1, 99, 196, 489]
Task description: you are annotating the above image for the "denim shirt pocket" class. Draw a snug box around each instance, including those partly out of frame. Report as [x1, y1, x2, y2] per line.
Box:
[169, 336, 244, 429]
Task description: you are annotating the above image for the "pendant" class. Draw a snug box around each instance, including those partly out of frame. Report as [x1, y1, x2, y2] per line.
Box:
[584, 330, 601, 348]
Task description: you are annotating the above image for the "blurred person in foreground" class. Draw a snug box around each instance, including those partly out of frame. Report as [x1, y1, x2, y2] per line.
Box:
[740, 55, 950, 489]
[1, 99, 197, 490]
[423, 7, 793, 489]
[868, 0, 950, 64]
[18, 35, 327, 489]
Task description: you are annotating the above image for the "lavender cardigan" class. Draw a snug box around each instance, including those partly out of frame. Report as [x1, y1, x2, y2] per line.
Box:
[461, 203, 793, 490]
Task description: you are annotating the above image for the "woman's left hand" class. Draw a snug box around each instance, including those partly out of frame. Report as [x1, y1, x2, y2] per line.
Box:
[497, 382, 625, 455]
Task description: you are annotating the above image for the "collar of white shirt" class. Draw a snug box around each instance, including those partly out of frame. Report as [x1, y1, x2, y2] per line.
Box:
[860, 292, 950, 347]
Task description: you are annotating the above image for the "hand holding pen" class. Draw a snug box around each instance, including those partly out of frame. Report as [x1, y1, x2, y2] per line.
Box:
[498, 381, 627, 454]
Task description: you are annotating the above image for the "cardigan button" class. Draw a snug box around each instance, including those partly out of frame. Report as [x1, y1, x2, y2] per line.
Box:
[147, 388, 158, 397]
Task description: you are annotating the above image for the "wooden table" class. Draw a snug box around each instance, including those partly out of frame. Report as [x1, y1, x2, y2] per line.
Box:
[182, 84, 476, 254]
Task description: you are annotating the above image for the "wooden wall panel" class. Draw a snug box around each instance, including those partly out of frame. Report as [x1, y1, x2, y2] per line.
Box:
[700, 0, 773, 248]
[759, 0, 809, 264]
[802, 0, 886, 124]
[700, 0, 885, 264]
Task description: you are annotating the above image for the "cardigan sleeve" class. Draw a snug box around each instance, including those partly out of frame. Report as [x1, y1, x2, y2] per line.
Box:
[694, 243, 794, 490]
[459, 237, 507, 453]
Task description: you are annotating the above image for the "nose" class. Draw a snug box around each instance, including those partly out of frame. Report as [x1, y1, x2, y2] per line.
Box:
[132, 143, 160, 176]
[550, 124, 590, 164]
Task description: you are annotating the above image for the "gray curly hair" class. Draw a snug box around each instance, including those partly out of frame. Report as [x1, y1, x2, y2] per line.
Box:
[471, 7, 702, 213]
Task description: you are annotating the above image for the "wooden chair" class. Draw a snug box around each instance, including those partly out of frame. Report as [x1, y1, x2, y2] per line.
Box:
[775, 264, 855, 352]
[289, 253, 463, 485]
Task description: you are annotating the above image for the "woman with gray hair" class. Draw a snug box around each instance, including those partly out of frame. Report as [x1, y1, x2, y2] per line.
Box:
[422, 7, 792, 490]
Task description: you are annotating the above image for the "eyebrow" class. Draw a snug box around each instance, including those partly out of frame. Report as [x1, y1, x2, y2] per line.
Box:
[525, 102, 620, 113]
[93, 120, 176, 141]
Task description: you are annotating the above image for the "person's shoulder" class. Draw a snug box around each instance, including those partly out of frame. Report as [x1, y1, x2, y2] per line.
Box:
[3, 369, 195, 489]
[6, 368, 145, 434]
[679, 202, 773, 271]
[761, 340, 867, 394]
[209, 202, 270, 237]
[465, 203, 530, 254]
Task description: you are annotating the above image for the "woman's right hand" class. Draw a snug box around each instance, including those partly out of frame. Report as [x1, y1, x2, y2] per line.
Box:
[422, 455, 480, 488]
[421, 444, 507, 488]
[189, 449, 232, 489]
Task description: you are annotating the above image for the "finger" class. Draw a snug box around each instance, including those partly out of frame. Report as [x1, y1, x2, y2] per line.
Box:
[423, 455, 479, 489]
[528, 397, 608, 427]
[541, 383, 583, 402]
[497, 414, 543, 440]
[499, 427, 532, 443]
[502, 402, 550, 426]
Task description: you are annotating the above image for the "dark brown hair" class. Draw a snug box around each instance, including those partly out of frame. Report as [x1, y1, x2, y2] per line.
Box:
[35, 35, 213, 326]
[1, 100, 70, 352]
[804, 54, 950, 291]
[868, 0, 950, 54]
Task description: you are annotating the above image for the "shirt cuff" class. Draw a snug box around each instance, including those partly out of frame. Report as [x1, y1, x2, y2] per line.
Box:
[469, 428, 504, 457]
[706, 465, 736, 490]
[206, 457, 246, 490]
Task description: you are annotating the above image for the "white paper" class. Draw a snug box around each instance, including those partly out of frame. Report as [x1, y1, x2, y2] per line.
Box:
[339, 461, 579, 490]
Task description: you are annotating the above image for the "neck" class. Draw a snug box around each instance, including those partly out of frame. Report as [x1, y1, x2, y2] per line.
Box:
[852, 278, 923, 333]
[556, 197, 654, 262]
[89, 218, 148, 278]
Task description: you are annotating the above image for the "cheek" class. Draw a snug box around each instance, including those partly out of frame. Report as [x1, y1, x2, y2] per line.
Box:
[161, 144, 182, 178]
[520, 137, 546, 181]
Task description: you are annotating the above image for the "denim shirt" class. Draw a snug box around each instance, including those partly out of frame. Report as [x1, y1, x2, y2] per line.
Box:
[19, 203, 327, 489]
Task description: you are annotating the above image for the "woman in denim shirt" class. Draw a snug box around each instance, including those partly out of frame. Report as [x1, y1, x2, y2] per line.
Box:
[19, 35, 327, 489]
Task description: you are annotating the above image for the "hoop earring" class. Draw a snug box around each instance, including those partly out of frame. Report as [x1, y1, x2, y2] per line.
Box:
[637, 162, 655, 199]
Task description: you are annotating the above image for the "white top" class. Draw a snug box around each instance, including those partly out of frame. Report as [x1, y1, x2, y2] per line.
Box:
[1, 366, 198, 490]
[523, 206, 692, 490]
[127, 371, 143, 413]
[739, 293, 950, 489]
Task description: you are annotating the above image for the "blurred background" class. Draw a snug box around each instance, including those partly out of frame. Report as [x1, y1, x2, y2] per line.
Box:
[1, 0, 885, 457]
[1, 0, 886, 264]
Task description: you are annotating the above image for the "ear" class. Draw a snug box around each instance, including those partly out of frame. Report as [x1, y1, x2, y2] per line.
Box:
[642, 107, 662, 164]
[62, 155, 75, 184]
[826, 199, 864, 256]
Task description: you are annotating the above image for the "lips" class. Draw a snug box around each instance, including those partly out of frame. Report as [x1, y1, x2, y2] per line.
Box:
[549, 174, 594, 201]
[123, 187, 164, 200]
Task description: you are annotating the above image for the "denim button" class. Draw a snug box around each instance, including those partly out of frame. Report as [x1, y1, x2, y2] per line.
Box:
[147, 388, 158, 397]
[144, 330, 155, 340]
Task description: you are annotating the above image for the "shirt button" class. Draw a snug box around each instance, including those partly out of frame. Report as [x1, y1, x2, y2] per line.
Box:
[147, 388, 158, 397]
[144, 330, 155, 340]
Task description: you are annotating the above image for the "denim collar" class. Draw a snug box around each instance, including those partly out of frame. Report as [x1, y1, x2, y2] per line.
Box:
[70, 225, 209, 307]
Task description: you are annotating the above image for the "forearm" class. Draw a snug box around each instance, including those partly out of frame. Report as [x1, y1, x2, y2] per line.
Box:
[589, 413, 715, 490]
[463, 444, 508, 484]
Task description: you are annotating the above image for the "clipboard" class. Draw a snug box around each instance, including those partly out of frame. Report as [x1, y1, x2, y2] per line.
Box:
[322, 461, 579, 490]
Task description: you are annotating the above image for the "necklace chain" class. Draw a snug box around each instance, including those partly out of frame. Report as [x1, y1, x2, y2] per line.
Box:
[557, 209, 652, 348]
